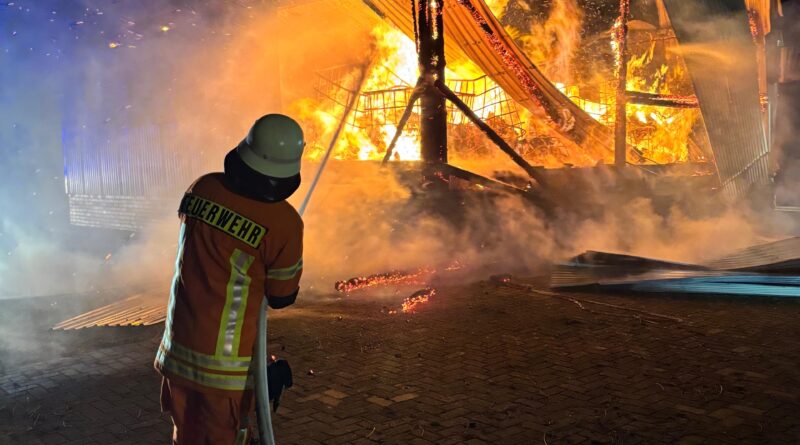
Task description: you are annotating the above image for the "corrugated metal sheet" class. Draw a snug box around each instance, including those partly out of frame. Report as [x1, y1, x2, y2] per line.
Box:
[662, 0, 770, 197]
[53, 293, 166, 330]
[365, 0, 614, 161]
[551, 237, 800, 297]
[703, 237, 800, 272]
[62, 122, 210, 230]
[552, 264, 800, 297]
[62, 123, 207, 197]
[619, 275, 800, 298]
[68, 195, 177, 231]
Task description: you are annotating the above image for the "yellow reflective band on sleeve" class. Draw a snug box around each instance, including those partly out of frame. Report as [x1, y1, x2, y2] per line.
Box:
[156, 347, 252, 391]
[267, 258, 303, 280]
[159, 341, 251, 372]
[179, 193, 267, 248]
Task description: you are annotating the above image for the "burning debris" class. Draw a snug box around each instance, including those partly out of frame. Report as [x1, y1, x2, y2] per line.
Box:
[334, 267, 434, 293]
[334, 261, 464, 294]
[334, 262, 463, 314]
[401, 288, 436, 313]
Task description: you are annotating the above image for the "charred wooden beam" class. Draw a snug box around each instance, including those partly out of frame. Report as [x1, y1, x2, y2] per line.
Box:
[614, 0, 631, 167]
[626, 91, 699, 108]
[415, 0, 447, 164]
[382, 78, 422, 164]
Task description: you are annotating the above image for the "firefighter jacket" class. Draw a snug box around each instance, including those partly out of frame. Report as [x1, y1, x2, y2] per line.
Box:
[155, 173, 303, 396]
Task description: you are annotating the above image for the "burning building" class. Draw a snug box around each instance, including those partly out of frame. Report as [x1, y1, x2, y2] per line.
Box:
[58, 0, 796, 231]
[49, 0, 800, 329]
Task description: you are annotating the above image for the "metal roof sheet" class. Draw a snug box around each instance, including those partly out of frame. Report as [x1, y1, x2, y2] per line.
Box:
[662, 0, 771, 197]
[551, 237, 800, 297]
[53, 293, 165, 330]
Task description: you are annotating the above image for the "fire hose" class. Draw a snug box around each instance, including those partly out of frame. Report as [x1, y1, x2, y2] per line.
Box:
[254, 297, 276, 445]
[254, 65, 368, 444]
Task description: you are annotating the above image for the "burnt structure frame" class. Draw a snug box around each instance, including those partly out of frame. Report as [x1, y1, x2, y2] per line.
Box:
[377, 0, 547, 195]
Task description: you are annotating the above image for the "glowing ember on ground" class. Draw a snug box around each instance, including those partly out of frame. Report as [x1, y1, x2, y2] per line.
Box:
[334, 260, 464, 294]
[334, 267, 434, 293]
[401, 288, 436, 313]
[444, 259, 466, 271]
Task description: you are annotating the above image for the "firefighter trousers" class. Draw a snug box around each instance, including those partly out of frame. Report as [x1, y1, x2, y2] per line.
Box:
[160, 377, 252, 445]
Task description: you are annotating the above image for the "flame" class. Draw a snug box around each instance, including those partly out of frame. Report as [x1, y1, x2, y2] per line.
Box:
[514, 3, 700, 165]
[516, 0, 584, 82]
[295, 24, 517, 163]
[295, 6, 702, 167]
[484, 0, 510, 18]
[619, 38, 700, 163]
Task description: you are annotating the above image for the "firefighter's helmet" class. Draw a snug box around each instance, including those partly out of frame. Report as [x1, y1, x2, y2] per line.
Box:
[237, 114, 305, 178]
[224, 114, 305, 203]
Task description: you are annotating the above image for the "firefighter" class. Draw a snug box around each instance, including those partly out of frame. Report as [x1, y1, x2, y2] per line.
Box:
[154, 114, 305, 444]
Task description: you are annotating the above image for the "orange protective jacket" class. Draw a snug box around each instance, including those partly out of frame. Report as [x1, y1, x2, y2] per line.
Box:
[155, 173, 303, 397]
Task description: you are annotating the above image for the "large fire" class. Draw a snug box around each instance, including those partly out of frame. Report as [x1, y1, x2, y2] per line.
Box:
[295, 4, 704, 167]
[297, 24, 515, 163]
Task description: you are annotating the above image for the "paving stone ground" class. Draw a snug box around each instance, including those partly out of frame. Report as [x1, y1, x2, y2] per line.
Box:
[2, 279, 800, 444]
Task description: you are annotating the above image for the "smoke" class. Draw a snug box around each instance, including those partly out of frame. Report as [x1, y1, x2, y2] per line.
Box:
[295, 158, 778, 294]
[0, 0, 796, 371]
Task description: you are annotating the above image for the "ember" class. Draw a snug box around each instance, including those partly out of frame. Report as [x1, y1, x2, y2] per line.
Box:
[401, 288, 436, 313]
[334, 267, 434, 293]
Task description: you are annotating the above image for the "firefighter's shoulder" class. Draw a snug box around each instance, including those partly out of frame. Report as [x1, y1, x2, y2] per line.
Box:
[274, 200, 303, 232]
[185, 172, 223, 193]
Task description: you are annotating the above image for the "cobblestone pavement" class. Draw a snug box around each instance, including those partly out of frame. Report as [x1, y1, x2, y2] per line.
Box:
[2, 279, 800, 444]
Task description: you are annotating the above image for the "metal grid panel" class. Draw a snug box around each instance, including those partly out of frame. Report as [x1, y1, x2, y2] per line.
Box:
[316, 68, 523, 135]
